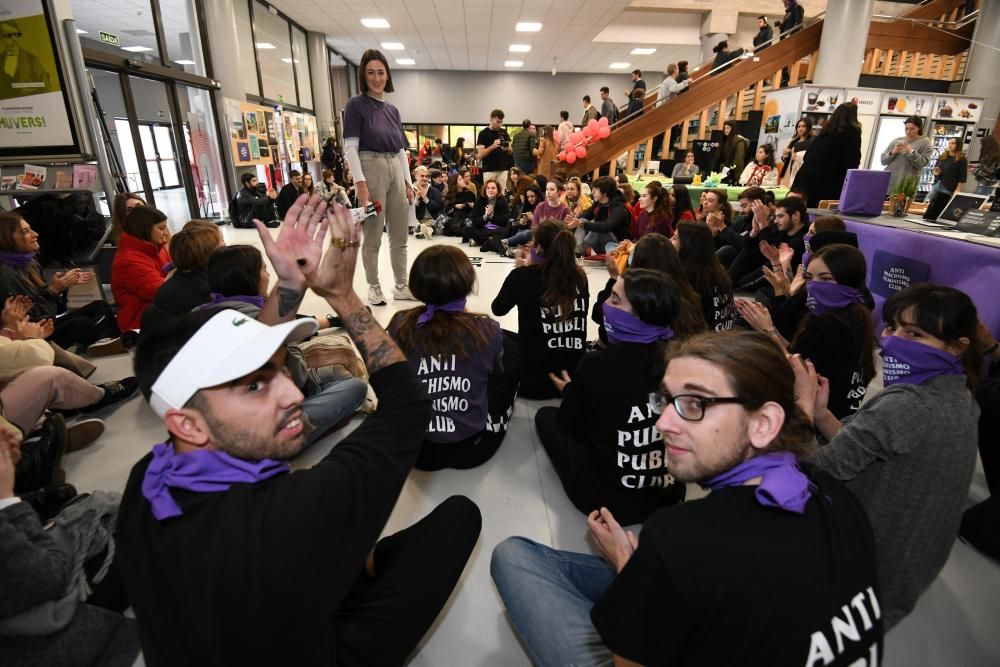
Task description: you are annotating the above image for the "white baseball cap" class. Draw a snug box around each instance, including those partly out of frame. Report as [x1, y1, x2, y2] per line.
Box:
[149, 309, 317, 417]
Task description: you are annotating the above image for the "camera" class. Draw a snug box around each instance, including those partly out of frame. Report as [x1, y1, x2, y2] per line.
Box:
[499, 139, 510, 148]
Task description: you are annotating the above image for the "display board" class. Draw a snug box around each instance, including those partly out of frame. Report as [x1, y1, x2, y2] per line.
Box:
[0, 0, 82, 159]
[281, 110, 319, 162]
[225, 99, 277, 167]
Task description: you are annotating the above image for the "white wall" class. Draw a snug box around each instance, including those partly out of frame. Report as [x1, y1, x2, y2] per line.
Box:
[387, 70, 661, 125]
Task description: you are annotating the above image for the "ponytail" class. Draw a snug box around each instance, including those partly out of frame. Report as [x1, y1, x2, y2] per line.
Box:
[535, 219, 586, 321]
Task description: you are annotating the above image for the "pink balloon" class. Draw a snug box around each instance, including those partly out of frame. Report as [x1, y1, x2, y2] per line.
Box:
[598, 116, 610, 127]
[570, 131, 583, 143]
[587, 119, 599, 131]
[583, 125, 595, 138]
[575, 145, 587, 158]
[557, 151, 566, 161]
[597, 126, 611, 139]
[565, 151, 577, 164]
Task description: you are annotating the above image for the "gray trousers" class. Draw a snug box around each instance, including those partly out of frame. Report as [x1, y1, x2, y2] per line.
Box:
[360, 151, 410, 288]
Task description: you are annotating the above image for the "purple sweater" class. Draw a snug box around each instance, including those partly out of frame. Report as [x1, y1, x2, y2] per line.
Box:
[532, 201, 570, 227]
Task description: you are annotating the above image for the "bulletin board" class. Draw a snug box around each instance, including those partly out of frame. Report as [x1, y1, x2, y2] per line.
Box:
[281, 110, 319, 162]
[225, 98, 274, 167]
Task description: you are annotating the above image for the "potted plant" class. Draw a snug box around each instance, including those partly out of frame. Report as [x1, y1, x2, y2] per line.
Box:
[889, 175, 918, 217]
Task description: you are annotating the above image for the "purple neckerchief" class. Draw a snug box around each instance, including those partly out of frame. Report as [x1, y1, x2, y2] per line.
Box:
[141, 442, 289, 521]
[802, 232, 813, 267]
[209, 293, 265, 309]
[805, 281, 862, 316]
[0, 250, 36, 268]
[880, 335, 964, 387]
[704, 451, 813, 514]
[603, 303, 673, 345]
[162, 262, 175, 274]
[416, 298, 467, 328]
[484, 223, 499, 230]
[529, 249, 544, 264]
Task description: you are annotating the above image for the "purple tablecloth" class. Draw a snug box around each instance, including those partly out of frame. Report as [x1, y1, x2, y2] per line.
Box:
[813, 212, 1000, 334]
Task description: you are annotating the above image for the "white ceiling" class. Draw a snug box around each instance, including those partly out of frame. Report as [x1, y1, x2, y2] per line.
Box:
[265, 0, 828, 74]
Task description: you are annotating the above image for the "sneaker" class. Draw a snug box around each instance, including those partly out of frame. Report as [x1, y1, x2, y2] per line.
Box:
[66, 418, 105, 453]
[419, 223, 434, 240]
[499, 239, 510, 254]
[20, 413, 68, 491]
[87, 337, 128, 357]
[368, 285, 387, 306]
[81, 377, 139, 415]
[393, 285, 417, 301]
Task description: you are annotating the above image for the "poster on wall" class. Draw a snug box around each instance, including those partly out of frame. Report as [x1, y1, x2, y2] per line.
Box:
[879, 93, 932, 116]
[800, 86, 845, 113]
[846, 89, 881, 116]
[757, 87, 802, 156]
[0, 0, 81, 159]
[224, 98, 273, 166]
[931, 96, 983, 122]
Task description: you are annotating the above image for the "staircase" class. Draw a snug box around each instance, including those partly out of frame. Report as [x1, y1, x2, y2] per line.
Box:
[571, 0, 979, 177]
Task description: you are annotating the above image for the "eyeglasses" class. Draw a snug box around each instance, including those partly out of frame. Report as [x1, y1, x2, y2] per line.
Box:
[2, 32, 23, 39]
[647, 392, 746, 422]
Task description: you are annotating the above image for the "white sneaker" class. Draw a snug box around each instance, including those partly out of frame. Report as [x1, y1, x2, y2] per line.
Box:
[368, 285, 387, 306]
[419, 223, 433, 240]
[393, 285, 417, 301]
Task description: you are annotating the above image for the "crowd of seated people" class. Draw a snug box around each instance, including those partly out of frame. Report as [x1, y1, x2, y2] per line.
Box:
[2, 99, 996, 665]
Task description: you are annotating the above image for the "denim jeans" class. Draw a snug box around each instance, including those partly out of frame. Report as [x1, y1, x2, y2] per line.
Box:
[505, 229, 533, 246]
[580, 231, 617, 252]
[301, 377, 368, 446]
[925, 180, 952, 204]
[491, 537, 615, 667]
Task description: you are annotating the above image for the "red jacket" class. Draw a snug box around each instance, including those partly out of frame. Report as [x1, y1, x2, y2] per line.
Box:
[111, 232, 170, 330]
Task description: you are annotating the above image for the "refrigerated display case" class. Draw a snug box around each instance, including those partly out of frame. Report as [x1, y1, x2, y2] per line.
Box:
[918, 122, 970, 194]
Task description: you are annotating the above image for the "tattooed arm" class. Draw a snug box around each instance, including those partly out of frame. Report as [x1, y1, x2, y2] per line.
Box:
[308, 203, 405, 372]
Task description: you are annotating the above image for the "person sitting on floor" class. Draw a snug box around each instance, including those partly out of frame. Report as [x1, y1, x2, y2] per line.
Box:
[492, 331, 883, 666]
[275, 170, 303, 220]
[568, 176, 631, 256]
[674, 221, 737, 332]
[728, 196, 807, 292]
[111, 206, 172, 332]
[632, 181, 674, 240]
[801, 283, 981, 629]
[235, 173, 278, 229]
[464, 179, 510, 250]
[670, 184, 697, 223]
[0, 214, 122, 356]
[117, 197, 481, 666]
[715, 186, 767, 268]
[109, 192, 145, 244]
[446, 173, 477, 238]
[141, 221, 224, 334]
[537, 268, 687, 525]
[388, 246, 518, 471]
[739, 243, 875, 419]
[500, 179, 570, 256]
[492, 220, 589, 400]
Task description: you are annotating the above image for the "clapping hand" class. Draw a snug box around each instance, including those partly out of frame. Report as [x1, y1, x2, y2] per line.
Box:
[788, 354, 828, 424]
[789, 264, 807, 295]
[760, 240, 781, 265]
[255, 193, 330, 291]
[310, 202, 361, 301]
[1, 295, 32, 329]
[50, 268, 93, 293]
[735, 299, 775, 334]
[705, 211, 726, 235]
[587, 507, 638, 573]
[750, 199, 770, 236]
[16, 318, 53, 340]
[762, 265, 789, 296]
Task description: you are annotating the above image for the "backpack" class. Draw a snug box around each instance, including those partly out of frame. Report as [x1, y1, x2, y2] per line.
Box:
[228, 194, 241, 226]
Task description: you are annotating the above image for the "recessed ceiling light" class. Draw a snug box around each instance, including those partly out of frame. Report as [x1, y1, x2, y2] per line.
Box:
[255, 42, 276, 49]
[630, 48, 656, 55]
[122, 45, 154, 53]
[280, 58, 301, 64]
[509, 44, 531, 53]
[76, 28, 88, 34]
[396, 58, 415, 65]
[609, 62, 631, 69]
[174, 59, 196, 65]
[361, 18, 390, 29]
[515, 22, 542, 32]
[382, 42, 404, 50]
[504, 60, 524, 67]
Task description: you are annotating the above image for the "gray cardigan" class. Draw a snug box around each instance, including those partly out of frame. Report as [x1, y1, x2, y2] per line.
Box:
[812, 374, 979, 629]
[880, 135, 933, 193]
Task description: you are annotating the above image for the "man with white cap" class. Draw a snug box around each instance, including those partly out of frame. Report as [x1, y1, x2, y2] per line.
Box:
[116, 196, 482, 666]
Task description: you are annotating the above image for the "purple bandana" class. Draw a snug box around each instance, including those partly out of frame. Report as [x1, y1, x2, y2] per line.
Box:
[704, 451, 813, 514]
[801, 232, 813, 267]
[880, 336, 964, 386]
[529, 249, 544, 264]
[603, 303, 673, 345]
[142, 442, 289, 521]
[0, 250, 36, 268]
[209, 293, 266, 309]
[805, 281, 862, 316]
[416, 298, 467, 327]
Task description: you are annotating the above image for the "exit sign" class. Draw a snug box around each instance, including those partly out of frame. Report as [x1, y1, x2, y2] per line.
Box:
[100, 32, 120, 47]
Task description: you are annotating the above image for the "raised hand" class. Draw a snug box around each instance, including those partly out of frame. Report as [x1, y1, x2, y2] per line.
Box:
[309, 202, 361, 301]
[1, 295, 30, 329]
[788, 354, 819, 424]
[759, 241, 781, 265]
[777, 243, 794, 267]
[735, 299, 775, 334]
[789, 264, 807, 295]
[762, 266, 789, 296]
[15, 318, 53, 340]
[255, 193, 330, 290]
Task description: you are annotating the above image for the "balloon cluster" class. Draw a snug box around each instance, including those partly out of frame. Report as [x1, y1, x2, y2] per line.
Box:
[557, 116, 612, 164]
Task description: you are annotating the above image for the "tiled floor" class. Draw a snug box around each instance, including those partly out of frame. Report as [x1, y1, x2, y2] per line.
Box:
[69, 229, 1000, 666]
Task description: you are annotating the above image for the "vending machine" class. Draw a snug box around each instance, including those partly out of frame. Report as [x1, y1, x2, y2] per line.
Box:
[865, 93, 933, 173]
[919, 96, 985, 194]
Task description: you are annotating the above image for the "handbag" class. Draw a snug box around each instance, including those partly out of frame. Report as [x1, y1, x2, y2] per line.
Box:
[973, 164, 999, 185]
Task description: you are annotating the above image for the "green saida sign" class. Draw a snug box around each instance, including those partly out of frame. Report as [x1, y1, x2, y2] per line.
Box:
[99, 31, 120, 47]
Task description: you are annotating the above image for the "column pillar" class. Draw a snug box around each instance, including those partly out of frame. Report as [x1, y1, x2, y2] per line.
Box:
[960, 0, 1000, 138]
[812, 0, 874, 87]
[307, 32, 336, 141]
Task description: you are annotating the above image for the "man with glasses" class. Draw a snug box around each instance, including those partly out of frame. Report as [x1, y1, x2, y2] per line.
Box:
[492, 331, 882, 666]
[1, 20, 52, 99]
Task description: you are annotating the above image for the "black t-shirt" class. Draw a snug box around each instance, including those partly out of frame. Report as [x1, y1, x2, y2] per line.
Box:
[592, 464, 883, 666]
[557, 343, 684, 525]
[477, 127, 513, 172]
[704, 284, 737, 332]
[790, 311, 870, 419]
[492, 266, 589, 399]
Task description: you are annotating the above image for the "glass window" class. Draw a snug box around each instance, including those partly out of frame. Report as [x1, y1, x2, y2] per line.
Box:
[159, 0, 207, 76]
[72, 0, 159, 65]
[177, 84, 228, 220]
[234, 0, 259, 96]
[291, 27, 312, 109]
[253, 0, 295, 104]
